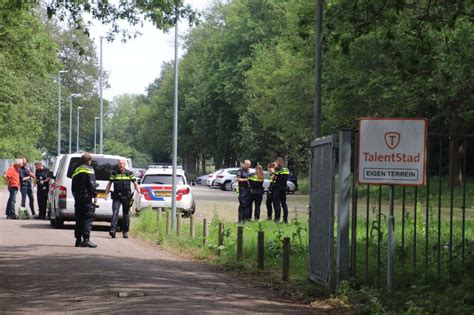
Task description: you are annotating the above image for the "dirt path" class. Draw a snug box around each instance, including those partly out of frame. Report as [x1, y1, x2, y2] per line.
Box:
[0, 189, 319, 314]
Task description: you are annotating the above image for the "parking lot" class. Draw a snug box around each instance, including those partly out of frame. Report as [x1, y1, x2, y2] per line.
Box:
[190, 184, 310, 223]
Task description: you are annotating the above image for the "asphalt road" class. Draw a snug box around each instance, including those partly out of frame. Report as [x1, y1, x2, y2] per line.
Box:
[0, 188, 317, 314]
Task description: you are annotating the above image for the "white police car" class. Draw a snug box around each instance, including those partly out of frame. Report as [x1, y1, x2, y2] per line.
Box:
[136, 165, 195, 215]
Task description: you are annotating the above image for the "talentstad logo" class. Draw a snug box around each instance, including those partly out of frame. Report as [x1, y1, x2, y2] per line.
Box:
[384, 132, 400, 150]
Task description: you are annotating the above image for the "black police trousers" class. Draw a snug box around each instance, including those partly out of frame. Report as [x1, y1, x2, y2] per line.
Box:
[74, 197, 95, 240]
[272, 185, 288, 223]
[266, 190, 273, 219]
[238, 187, 250, 223]
[36, 187, 49, 217]
[247, 189, 264, 220]
[111, 196, 131, 233]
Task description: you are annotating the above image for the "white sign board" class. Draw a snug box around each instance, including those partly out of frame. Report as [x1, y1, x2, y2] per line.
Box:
[358, 118, 428, 186]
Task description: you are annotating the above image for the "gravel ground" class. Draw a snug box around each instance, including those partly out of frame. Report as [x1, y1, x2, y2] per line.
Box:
[0, 187, 322, 314]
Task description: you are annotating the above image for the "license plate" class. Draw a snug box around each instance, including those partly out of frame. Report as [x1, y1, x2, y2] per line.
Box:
[154, 191, 171, 197]
[96, 191, 106, 199]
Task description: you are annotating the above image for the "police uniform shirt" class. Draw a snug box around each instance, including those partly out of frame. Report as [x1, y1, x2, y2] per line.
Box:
[273, 165, 289, 187]
[109, 169, 136, 199]
[35, 167, 50, 191]
[236, 168, 250, 188]
[71, 164, 97, 198]
[248, 173, 264, 190]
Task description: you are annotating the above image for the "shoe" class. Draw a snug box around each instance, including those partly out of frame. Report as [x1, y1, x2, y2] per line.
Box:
[109, 231, 116, 238]
[81, 240, 97, 248]
[35, 215, 46, 220]
[123, 232, 129, 239]
[75, 238, 82, 247]
[7, 215, 17, 220]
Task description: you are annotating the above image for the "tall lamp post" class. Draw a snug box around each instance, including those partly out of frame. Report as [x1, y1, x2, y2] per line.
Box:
[68, 93, 81, 153]
[57, 70, 68, 155]
[76, 106, 84, 151]
[171, 17, 179, 230]
[94, 117, 99, 153]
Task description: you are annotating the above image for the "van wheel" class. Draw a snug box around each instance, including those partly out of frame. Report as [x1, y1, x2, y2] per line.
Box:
[53, 217, 64, 229]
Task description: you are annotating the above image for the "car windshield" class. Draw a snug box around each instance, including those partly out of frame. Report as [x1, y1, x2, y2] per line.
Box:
[67, 157, 121, 181]
[142, 175, 185, 185]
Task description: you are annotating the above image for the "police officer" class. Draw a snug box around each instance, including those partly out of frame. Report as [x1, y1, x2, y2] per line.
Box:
[235, 159, 251, 223]
[271, 157, 289, 223]
[71, 153, 97, 248]
[266, 163, 276, 220]
[104, 159, 140, 238]
[34, 162, 50, 220]
[247, 165, 265, 221]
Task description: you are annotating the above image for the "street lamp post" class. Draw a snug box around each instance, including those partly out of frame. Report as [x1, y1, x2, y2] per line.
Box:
[99, 36, 104, 154]
[68, 93, 81, 153]
[94, 117, 99, 153]
[76, 106, 84, 151]
[57, 70, 68, 155]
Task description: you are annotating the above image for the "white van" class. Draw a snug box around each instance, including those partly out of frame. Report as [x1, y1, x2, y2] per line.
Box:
[49, 153, 131, 228]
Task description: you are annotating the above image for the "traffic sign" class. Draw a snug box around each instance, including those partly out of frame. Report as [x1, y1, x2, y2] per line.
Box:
[357, 118, 428, 186]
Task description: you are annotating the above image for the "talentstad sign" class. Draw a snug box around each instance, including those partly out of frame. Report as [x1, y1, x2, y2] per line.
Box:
[358, 118, 428, 186]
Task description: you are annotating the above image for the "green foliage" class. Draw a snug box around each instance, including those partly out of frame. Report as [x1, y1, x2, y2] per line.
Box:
[0, 6, 59, 159]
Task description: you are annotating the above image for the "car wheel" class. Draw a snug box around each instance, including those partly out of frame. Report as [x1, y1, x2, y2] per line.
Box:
[224, 181, 233, 191]
[212, 180, 219, 189]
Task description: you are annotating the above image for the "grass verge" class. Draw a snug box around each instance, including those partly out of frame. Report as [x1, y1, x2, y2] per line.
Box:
[131, 208, 473, 314]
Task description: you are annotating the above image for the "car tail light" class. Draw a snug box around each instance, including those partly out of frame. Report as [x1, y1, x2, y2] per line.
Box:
[217, 175, 224, 178]
[177, 187, 190, 195]
[58, 186, 67, 199]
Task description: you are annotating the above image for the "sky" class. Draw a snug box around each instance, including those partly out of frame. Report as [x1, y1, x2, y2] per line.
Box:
[90, 0, 212, 101]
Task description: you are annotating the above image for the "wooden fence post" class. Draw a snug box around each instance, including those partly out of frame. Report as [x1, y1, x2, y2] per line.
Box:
[203, 219, 208, 246]
[176, 214, 182, 237]
[282, 237, 290, 281]
[237, 225, 244, 261]
[258, 230, 265, 270]
[218, 222, 224, 256]
[166, 211, 171, 235]
[190, 214, 195, 239]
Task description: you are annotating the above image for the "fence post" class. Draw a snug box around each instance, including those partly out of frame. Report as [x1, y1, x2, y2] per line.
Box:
[156, 208, 162, 225]
[190, 214, 195, 239]
[258, 230, 264, 270]
[218, 222, 224, 256]
[176, 214, 181, 237]
[166, 211, 171, 235]
[203, 219, 208, 246]
[282, 237, 290, 281]
[237, 225, 243, 261]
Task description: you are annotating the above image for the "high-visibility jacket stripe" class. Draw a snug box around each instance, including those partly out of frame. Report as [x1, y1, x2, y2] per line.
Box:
[72, 167, 94, 178]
